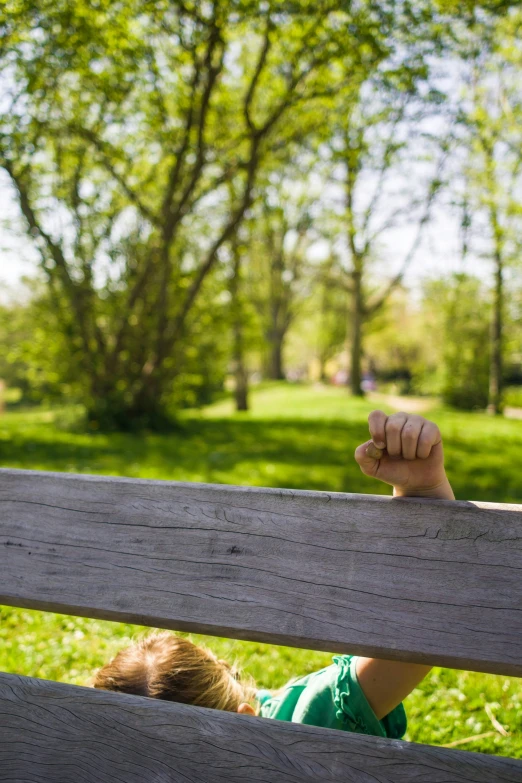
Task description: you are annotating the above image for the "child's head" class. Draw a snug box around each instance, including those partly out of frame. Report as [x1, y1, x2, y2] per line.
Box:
[93, 631, 256, 715]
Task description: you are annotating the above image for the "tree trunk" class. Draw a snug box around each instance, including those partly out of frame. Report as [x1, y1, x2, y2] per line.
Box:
[488, 250, 503, 415]
[480, 132, 504, 416]
[268, 333, 285, 380]
[344, 137, 365, 398]
[234, 360, 249, 411]
[349, 266, 364, 396]
[230, 242, 249, 411]
[232, 316, 249, 411]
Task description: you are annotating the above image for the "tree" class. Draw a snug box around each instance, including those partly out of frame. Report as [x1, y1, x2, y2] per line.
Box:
[321, 71, 447, 396]
[0, 282, 80, 405]
[457, 8, 522, 413]
[247, 179, 315, 381]
[1, 0, 387, 427]
[228, 233, 251, 411]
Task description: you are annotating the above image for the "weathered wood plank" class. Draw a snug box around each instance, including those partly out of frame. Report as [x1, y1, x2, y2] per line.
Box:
[1, 468, 521, 675]
[1, 672, 521, 783]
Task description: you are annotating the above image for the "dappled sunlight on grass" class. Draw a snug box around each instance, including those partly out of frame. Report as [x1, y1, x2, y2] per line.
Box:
[1, 383, 521, 502]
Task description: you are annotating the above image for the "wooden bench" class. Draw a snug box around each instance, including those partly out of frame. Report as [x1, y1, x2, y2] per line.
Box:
[1, 467, 521, 782]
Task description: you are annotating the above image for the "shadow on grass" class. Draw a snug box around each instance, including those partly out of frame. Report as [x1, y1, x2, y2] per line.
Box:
[1, 417, 379, 492]
[442, 434, 522, 504]
[1, 414, 520, 503]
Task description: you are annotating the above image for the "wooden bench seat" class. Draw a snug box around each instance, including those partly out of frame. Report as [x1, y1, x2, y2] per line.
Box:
[1, 468, 521, 781]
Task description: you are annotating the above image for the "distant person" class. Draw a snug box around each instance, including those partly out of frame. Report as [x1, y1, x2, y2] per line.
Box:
[361, 372, 377, 392]
[94, 411, 453, 738]
[331, 368, 348, 386]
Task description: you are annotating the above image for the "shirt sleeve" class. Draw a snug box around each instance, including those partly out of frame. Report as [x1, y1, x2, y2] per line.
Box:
[256, 656, 407, 739]
[332, 655, 407, 739]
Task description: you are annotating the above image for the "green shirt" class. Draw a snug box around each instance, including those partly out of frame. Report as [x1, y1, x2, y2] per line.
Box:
[256, 655, 407, 739]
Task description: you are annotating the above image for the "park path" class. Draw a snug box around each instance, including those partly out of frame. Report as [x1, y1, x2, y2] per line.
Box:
[367, 393, 437, 414]
[369, 392, 522, 420]
[504, 406, 522, 420]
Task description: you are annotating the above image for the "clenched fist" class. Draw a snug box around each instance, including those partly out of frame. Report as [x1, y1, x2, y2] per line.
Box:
[354, 410, 455, 500]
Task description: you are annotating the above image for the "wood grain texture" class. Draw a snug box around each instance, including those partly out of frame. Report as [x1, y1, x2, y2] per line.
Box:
[1, 672, 521, 783]
[1, 468, 521, 675]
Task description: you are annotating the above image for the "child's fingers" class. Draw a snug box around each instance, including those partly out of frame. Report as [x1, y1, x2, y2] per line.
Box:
[368, 410, 387, 449]
[354, 440, 382, 477]
[401, 415, 424, 460]
[385, 412, 408, 456]
[367, 410, 442, 461]
[417, 421, 442, 459]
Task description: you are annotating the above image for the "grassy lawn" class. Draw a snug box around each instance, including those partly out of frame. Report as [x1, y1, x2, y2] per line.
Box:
[0, 382, 520, 757]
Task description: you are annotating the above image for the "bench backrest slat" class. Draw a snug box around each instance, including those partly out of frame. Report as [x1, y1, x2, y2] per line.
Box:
[1, 468, 521, 676]
[1, 672, 521, 783]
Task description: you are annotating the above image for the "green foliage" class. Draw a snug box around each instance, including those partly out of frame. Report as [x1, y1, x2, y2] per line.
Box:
[0, 277, 231, 422]
[364, 288, 426, 395]
[504, 386, 522, 408]
[0, 284, 83, 405]
[172, 273, 231, 410]
[424, 275, 491, 410]
[435, 0, 520, 13]
[0, 384, 521, 757]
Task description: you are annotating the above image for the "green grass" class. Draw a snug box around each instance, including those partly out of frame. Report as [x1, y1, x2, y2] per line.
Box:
[0, 383, 521, 757]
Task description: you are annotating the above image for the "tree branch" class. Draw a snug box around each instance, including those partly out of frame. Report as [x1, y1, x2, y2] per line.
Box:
[1, 157, 106, 364]
[361, 100, 408, 236]
[168, 26, 225, 229]
[72, 126, 161, 228]
[244, 15, 273, 134]
[160, 47, 202, 225]
[162, 136, 262, 362]
[366, 151, 447, 316]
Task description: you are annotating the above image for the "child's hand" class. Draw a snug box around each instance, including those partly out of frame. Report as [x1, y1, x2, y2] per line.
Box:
[354, 410, 455, 499]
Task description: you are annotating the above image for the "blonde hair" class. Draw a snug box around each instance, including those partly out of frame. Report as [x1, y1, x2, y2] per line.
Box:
[93, 631, 256, 712]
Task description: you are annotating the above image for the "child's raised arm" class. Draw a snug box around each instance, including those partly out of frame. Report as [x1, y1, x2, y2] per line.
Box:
[353, 410, 455, 719]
